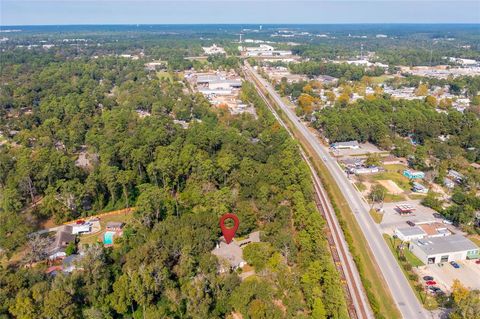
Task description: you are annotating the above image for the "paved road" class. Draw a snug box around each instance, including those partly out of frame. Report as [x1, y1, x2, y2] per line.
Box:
[245, 63, 428, 319]
[244, 68, 373, 319]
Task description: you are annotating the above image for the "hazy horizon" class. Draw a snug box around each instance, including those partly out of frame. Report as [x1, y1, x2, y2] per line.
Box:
[2, 1, 479, 26]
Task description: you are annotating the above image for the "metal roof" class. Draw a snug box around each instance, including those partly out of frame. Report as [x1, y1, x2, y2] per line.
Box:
[411, 234, 479, 256]
[396, 226, 426, 237]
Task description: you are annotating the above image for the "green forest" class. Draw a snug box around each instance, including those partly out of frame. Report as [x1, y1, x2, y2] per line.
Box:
[0, 50, 348, 318]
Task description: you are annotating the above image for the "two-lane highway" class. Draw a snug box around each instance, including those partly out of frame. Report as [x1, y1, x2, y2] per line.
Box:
[245, 62, 428, 319]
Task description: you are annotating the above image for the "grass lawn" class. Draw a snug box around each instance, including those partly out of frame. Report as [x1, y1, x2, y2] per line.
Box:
[273, 106, 401, 318]
[373, 172, 411, 191]
[384, 192, 407, 203]
[79, 210, 134, 247]
[469, 236, 480, 246]
[370, 75, 394, 85]
[355, 182, 367, 192]
[409, 194, 428, 200]
[369, 209, 384, 224]
[383, 235, 438, 310]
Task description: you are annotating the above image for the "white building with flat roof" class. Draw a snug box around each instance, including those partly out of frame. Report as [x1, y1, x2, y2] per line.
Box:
[395, 226, 427, 242]
[202, 44, 226, 55]
[331, 140, 360, 149]
[409, 234, 479, 264]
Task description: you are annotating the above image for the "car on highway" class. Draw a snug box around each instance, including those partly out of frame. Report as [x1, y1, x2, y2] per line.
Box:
[422, 276, 434, 281]
[450, 261, 460, 269]
[426, 280, 437, 286]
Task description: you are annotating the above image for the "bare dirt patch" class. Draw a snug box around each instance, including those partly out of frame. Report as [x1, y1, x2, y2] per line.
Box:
[378, 180, 404, 195]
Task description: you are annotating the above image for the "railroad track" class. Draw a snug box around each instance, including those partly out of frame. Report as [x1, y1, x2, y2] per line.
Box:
[243, 66, 373, 319]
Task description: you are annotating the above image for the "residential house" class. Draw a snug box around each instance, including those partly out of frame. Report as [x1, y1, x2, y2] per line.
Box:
[47, 226, 76, 260]
[403, 170, 425, 179]
[412, 182, 428, 193]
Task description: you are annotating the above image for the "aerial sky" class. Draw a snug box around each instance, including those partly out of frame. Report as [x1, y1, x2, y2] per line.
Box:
[1, 0, 479, 25]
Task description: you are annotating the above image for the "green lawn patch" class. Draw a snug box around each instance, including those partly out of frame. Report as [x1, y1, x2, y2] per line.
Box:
[468, 236, 480, 247]
[355, 182, 367, 192]
[369, 209, 384, 224]
[384, 193, 407, 203]
[373, 172, 411, 191]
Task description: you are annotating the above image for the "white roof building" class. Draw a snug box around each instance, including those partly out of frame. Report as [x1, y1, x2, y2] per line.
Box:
[409, 235, 479, 264]
[331, 140, 360, 149]
[202, 44, 226, 55]
[395, 226, 427, 242]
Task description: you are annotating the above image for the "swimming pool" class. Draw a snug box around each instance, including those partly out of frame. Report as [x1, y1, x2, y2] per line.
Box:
[104, 231, 115, 245]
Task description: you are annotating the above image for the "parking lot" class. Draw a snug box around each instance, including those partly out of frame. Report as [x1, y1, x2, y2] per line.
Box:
[415, 259, 480, 292]
[379, 200, 448, 235]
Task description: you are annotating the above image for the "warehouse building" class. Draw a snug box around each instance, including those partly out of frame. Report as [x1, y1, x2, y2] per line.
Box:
[409, 234, 479, 264]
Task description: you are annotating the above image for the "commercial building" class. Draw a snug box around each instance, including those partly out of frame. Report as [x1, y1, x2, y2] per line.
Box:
[331, 140, 360, 150]
[395, 226, 427, 242]
[202, 44, 226, 55]
[409, 234, 479, 264]
[349, 166, 379, 175]
[239, 44, 292, 57]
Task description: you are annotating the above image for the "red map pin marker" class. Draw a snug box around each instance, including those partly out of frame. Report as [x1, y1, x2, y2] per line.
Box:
[219, 213, 240, 244]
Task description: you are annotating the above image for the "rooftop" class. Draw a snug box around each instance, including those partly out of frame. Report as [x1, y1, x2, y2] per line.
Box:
[411, 234, 478, 255]
[396, 226, 427, 237]
[331, 140, 359, 147]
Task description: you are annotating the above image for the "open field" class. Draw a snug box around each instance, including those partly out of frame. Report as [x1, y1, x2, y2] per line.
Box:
[378, 179, 403, 195]
[372, 171, 411, 191]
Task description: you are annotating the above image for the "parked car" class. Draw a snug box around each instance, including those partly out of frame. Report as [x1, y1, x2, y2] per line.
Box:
[475, 260, 480, 265]
[423, 276, 434, 281]
[406, 220, 415, 226]
[432, 287, 444, 295]
[426, 280, 437, 286]
[427, 286, 438, 294]
[76, 220, 85, 225]
[443, 219, 453, 225]
[450, 261, 460, 269]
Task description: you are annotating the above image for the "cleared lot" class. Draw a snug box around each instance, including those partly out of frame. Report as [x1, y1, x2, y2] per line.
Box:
[416, 260, 480, 292]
